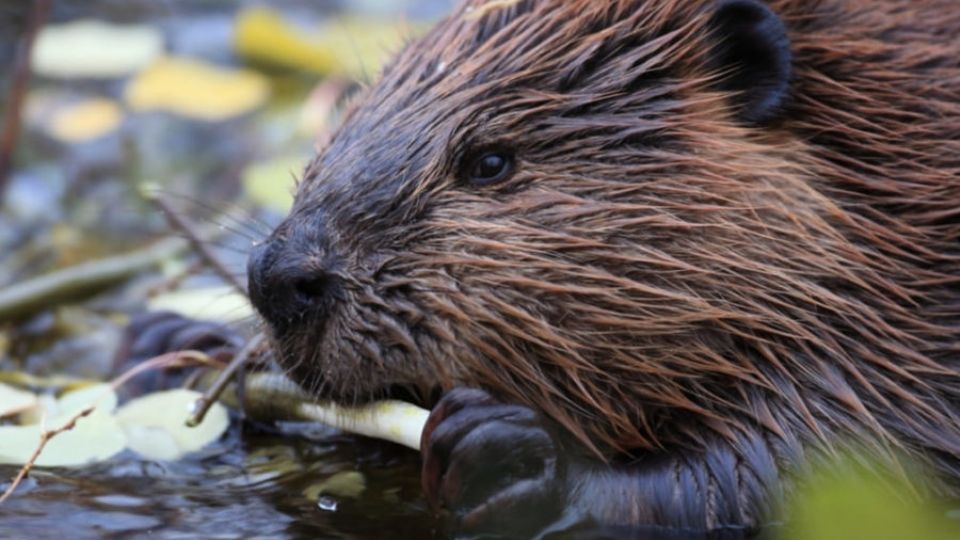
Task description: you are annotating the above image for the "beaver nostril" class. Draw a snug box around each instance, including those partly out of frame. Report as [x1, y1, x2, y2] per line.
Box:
[294, 275, 333, 302]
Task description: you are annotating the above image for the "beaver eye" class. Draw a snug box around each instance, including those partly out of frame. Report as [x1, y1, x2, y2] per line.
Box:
[464, 150, 515, 186]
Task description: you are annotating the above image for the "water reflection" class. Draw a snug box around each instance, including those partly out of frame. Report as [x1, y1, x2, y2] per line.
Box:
[0, 425, 436, 539]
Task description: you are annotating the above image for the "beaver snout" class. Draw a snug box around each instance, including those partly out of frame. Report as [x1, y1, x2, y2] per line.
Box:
[247, 234, 343, 333]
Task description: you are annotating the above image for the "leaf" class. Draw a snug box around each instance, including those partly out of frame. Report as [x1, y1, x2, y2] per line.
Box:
[46, 98, 124, 143]
[0, 382, 37, 418]
[16, 394, 57, 426]
[115, 389, 229, 461]
[54, 383, 118, 419]
[785, 460, 958, 540]
[303, 471, 367, 502]
[147, 286, 254, 323]
[125, 57, 270, 121]
[242, 154, 307, 212]
[0, 384, 126, 467]
[32, 20, 164, 79]
[234, 7, 422, 78]
[234, 8, 337, 75]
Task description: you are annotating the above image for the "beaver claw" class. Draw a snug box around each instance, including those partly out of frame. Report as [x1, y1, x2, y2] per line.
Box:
[421, 388, 568, 539]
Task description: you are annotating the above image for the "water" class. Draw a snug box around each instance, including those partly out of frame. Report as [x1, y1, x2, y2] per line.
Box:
[0, 425, 438, 539]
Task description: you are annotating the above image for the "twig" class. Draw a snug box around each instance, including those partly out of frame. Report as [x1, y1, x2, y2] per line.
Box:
[0, 0, 52, 204]
[0, 409, 92, 505]
[186, 333, 265, 427]
[146, 190, 248, 295]
[0, 350, 216, 505]
[108, 350, 217, 392]
[0, 237, 187, 321]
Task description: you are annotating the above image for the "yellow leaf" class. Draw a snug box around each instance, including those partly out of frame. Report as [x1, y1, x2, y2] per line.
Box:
[242, 154, 307, 212]
[115, 389, 229, 461]
[235, 8, 338, 75]
[32, 20, 164, 79]
[125, 57, 270, 121]
[46, 98, 124, 143]
[234, 7, 423, 78]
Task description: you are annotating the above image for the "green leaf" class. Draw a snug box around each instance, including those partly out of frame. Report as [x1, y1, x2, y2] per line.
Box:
[785, 462, 957, 540]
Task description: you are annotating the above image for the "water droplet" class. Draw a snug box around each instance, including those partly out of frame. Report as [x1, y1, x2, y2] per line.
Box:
[317, 496, 338, 512]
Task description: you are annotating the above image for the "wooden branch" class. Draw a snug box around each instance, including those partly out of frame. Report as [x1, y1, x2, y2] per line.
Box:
[186, 333, 265, 427]
[0, 0, 52, 203]
[146, 190, 249, 294]
[0, 237, 186, 321]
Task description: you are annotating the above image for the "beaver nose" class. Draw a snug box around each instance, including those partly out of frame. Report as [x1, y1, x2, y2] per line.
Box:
[247, 238, 341, 328]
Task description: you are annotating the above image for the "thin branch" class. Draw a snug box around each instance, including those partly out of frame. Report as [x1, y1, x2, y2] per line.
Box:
[0, 409, 93, 506]
[0, 0, 52, 203]
[0, 237, 187, 321]
[146, 190, 249, 295]
[186, 333, 265, 427]
[108, 350, 217, 391]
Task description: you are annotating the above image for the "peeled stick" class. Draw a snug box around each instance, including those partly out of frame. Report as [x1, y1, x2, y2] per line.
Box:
[214, 372, 429, 450]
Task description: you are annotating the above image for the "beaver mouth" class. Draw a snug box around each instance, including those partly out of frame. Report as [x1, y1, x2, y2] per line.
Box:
[307, 380, 443, 411]
[275, 343, 442, 410]
[335, 383, 443, 410]
[266, 310, 441, 409]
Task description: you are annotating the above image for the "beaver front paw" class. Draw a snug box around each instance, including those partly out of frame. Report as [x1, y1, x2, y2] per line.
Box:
[118, 311, 242, 364]
[421, 388, 568, 539]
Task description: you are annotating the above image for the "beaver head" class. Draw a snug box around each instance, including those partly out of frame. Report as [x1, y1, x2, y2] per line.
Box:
[248, 0, 960, 461]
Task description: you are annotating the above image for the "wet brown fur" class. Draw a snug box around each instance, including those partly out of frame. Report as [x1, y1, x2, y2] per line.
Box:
[275, 0, 960, 495]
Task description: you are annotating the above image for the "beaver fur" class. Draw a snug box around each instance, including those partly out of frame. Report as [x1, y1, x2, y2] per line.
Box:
[247, 0, 960, 532]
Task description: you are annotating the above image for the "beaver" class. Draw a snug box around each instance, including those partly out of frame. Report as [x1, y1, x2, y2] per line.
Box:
[244, 0, 960, 536]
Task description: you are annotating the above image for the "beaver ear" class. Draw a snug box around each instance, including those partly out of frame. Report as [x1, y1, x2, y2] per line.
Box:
[707, 0, 792, 124]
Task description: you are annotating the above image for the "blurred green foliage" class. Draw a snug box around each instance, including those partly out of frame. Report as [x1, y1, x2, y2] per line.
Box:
[783, 457, 957, 540]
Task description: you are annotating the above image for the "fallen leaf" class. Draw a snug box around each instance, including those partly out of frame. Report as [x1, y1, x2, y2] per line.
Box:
[115, 389, 229, 461]
[0, 384, 125, 467]
[55, 383, 118, 419]
[32, 20, 164, 79]
[17, 394, 57, 426]
[0, 383, 37, 418]
[234, 8, 337, 75]
[125, 57, 270, 121]
[234, 7, 422, 78]
[46, 98, 124, 143]
[242, 154, 307, 212]
[148, 286, 254, 323]
[303, 471, 367, 501]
